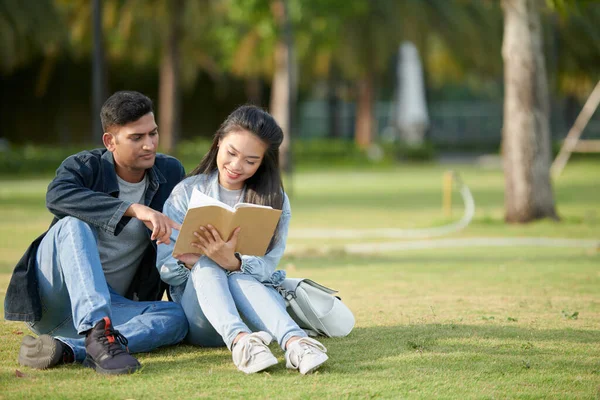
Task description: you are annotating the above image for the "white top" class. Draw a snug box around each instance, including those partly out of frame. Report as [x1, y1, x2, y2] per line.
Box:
[218, 184, 243, 208]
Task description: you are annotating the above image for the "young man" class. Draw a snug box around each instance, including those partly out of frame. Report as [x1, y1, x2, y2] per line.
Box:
[4, 91, 189, 375]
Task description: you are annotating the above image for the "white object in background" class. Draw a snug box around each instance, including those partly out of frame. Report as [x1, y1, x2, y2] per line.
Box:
[396, 41, 429, 146]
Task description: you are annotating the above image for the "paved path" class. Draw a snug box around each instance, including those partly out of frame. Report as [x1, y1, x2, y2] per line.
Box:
[286, 236, 599, 255]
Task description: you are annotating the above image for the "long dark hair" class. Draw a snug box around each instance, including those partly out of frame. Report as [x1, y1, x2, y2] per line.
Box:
[189, 105, 285, 211]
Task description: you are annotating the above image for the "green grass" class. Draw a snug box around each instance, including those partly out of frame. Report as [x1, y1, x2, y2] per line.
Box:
[1, 160, 599, 399]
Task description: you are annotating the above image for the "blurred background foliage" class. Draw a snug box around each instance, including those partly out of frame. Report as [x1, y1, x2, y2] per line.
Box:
[0, 0, 598, 171]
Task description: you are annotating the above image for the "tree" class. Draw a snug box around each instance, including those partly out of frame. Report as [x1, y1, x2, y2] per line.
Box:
[325, 0, 503, 148]
[208, 0, 293, 169]
[92, 0, 107, 143]
[0, 0, 64, 75]
[501, 0, 558, 222]
[209, 0, 326, 171]
[100, 0, 208, 153]
[52, 0, 215, 150]
[333, 1, 403, 149]
[158, 0, 185, 153]
[547, 0, 600, 99]
[269, 0, 294, 171]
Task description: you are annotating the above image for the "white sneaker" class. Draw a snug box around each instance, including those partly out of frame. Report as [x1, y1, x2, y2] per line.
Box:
[285, 337, 328, 375]
[231, 332, 278, 374]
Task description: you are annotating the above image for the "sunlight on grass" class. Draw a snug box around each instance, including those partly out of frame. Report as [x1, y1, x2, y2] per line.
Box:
[0, 161, 598, 398]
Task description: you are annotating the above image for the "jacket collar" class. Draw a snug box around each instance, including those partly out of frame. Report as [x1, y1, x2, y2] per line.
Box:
[100, 149, 165, 195]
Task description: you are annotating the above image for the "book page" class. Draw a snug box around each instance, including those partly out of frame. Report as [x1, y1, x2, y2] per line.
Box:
[234, 202, 273, 210]
[189, 187, 235, 211]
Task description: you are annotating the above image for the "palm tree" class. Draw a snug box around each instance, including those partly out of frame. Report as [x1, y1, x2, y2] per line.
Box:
[92, 0, 107, 143]
[269, 0, 295, 171]
[333, 1, 403, 149]
[53, 0, 216, 152]
[324, 0, 503, 148]
[0, 0, 64, 75]
[158, 0, 185, 153]
[499, 0, 599, 222]
[550, 2, 600, 98]
[208, 0, 317, 171]
[501, 0, 558, 222]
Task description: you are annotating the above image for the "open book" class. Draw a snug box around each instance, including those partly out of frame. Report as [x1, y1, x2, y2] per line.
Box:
[172, 188, 282, 257]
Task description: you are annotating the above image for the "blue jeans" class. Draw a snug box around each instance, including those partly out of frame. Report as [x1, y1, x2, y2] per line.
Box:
[26, 216, 188, 362]
[178, 258, 306, 350]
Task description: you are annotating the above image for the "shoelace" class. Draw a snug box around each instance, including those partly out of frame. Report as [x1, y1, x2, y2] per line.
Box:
[238, 336, 268, 368]
[102, 328, 130, 355]
[291, 338, 327, 363]
[299, 338, 327, 352]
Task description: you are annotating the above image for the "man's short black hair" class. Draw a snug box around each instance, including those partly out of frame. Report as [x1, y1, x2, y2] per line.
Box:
[100, 91, 154, 132]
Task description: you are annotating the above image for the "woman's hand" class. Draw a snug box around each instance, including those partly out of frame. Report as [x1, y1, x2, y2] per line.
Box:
[191, 225, 241, 271]
[173, 253, 202, 269]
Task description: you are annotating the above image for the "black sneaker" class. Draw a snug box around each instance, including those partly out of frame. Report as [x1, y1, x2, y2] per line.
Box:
[82, 317, 141, 375]
[18, 335, 74, 369]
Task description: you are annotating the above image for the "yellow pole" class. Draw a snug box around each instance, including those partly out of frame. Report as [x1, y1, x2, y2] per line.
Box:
[443, 171, 454, 217]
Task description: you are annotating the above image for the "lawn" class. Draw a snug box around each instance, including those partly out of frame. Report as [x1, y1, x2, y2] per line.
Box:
[0, 160, 599, 399]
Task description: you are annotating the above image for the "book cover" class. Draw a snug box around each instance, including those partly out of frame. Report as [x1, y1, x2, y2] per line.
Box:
[173, 188, 282, 256]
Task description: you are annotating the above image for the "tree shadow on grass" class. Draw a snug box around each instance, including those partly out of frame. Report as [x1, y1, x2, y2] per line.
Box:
[137, 323, 600, 377]
[2, 323, 599, 400]
[322, 324, 600, 375]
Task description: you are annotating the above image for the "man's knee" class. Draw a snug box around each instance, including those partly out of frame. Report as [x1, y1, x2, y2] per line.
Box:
[53, 216, 97, 241]
[168, 301, 187, 322]
[57, 216, 88, 227]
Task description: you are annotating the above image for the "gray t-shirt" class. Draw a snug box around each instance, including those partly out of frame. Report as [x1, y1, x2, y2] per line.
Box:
[218, 184, 243, 208]
[97, 175, 149, 296]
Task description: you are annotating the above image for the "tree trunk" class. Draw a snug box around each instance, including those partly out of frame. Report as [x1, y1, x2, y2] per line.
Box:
[158, 0, 184, 154]
[92, 0, 107, 144]
[327, 66, 342, 138]
[355, 72, 375, 149]
[270, 37, 290, 170]
[501, 0, 558, 223]
[245, 77, 263, 106]
[270, 0, 293, 171]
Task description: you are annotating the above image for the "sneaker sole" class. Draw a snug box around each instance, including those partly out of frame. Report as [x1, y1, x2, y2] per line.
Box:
[299, 353, 329, 375]
[240, 356, 278, 374]
[82, 355, 141, 375]
[18, 335, 61, 370]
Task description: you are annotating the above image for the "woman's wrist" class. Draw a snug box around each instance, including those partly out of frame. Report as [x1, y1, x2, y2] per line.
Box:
[225, 253, 242, 271]
[177, 260, 193, 270]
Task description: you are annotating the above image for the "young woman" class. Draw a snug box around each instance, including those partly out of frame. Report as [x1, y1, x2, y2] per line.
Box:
[156, 105, 328, 374]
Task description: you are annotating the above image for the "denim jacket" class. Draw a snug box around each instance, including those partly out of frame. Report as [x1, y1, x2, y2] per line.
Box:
[156, 170, 289, 299]
[4, 149, 185, 322]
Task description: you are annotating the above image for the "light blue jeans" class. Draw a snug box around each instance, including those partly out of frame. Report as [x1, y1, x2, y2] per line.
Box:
[177, 258, 306, 351]
[27, 216, 188, 362]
